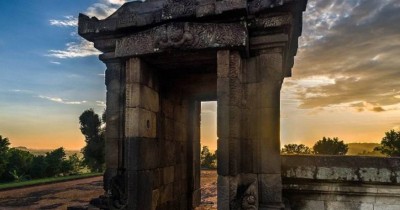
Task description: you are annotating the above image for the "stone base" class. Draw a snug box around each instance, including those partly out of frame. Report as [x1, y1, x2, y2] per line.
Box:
[259, 202, 285, 210]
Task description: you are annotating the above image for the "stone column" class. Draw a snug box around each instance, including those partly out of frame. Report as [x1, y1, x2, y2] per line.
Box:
[217, 50, 243, 210]
[102, 57, 124, 193]
[245, 52, 284, 209]
[124, 57, 160, 210]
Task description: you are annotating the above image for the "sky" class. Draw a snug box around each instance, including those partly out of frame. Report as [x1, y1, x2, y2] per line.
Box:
[0, 0, 399, 150]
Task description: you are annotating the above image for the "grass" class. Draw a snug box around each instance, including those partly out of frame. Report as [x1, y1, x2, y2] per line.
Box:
[0, 172, 102, 190]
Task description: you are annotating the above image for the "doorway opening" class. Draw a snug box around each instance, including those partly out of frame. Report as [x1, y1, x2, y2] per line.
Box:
[199, 101, 218, 209]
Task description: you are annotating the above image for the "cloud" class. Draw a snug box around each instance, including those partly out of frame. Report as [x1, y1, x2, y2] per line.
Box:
[47, 1, 131, 58]
[38, 95, 87, 105]
[96, 101, 106, 107]
[287, 0, 400, 111]
[50, 61, 61, 65]
[47, 39, 101, 59]
[84, 0, 128, 19]
[49, 16, 78, 27]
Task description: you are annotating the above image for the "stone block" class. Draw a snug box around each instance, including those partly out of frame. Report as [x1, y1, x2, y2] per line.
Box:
[217, 77, 230, 106]
[240, 138, 254, 173]
[374, 204, 400, 210]
[104, 137, 118, 167]
[217, 175, 230, 210]
[259, 81, 281, 109]
[174, 122, 187, 142]
[126, 58, 156, 89]
[161, 183, 173, 203]
[258, 174, 282, 204]
[217, 105, 241, 139]
[217, 50, 230, 78]
[125, 138, 159, 170]
[290, 200, 324, 210]
[163, 117, 174, 140]
[218, 138, 229, 176]
[106, 90, 121, 113]
[259, 138, 281, 174]
[125, 108, 157, 138]
[160, 140, 176, 167]
[326, 201, 373, 210]
[229, 138, 241, 175]
[163, 166, 175, 184]
[161, 99, 174, 118]
[126, 83, 159, 112]
[244, 56, 260, 84]
[229, 51, 242, 80]
[229, 78, 242, 106]
[105, 111, 120, 139]
[259, 107, 280, 139]
[152, 189, 160, 210]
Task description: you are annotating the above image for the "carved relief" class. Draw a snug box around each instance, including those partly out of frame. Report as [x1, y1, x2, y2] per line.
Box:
[248, 0, 284, 14]
[108, 173, 127, 210]
[241, 181, 258, 210]
[155, 23, 196, 49]
[115, 22, 247, 57]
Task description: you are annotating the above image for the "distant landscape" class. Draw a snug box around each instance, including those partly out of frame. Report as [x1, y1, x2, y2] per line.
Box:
[13, 146, 82, 157]
[13, 142, 382, 158]
[346, 143, 383, 156]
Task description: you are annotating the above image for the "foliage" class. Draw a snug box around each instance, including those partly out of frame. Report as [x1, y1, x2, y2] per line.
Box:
[45, 147, 67, 177]
[3, 148, 34, 181]
[30, 155, 48, 179]
[64, 153, 83, 175]
[0, 136, 10, 178]
[79, 109, 105, 172]
[313, 137, 348, 155]
[281, 144, 312, 155]
[374, 130, 400, 157]
[200, 146, 217, 169]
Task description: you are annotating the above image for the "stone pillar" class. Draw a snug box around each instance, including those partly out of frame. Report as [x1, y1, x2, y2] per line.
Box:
[124, 57, 160, 210]
[103, 58, 124, 193]
[189, 100, 201, 208]
[217, 50, 243, 210]
[244, 52, 284, 209]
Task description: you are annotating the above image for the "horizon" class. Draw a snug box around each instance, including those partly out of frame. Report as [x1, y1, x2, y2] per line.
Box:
[1, 0, 399, 151]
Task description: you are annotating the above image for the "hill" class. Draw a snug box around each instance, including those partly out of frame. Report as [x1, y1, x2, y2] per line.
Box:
[347, 143, 384, 156]
[13, 147, 81, 157]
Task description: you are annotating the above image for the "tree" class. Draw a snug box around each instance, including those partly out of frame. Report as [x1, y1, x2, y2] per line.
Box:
[45, 147, 67, 177]
[30, 155, 48, 179]
[200, 146, 217, 169]
[79, 109, 105, 172]
[313, 137, 348, 155]
[374, 130, 400, 157]
[4, 148, 34, 181]
[281, 144, 312, 155]
[0, 136, 10, 178]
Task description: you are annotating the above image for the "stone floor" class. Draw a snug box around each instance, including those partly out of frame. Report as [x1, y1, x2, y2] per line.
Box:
[0, 170, 218, 210]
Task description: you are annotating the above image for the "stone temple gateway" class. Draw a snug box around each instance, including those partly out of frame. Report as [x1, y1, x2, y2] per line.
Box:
[78, 0, 307, 209]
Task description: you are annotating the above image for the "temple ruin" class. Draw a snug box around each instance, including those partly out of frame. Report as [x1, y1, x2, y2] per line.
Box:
[77, 0, 400, 210]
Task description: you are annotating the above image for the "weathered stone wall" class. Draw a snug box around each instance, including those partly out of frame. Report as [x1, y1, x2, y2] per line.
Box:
[121, 58, 202, 210]
[282, 155, 400, 210]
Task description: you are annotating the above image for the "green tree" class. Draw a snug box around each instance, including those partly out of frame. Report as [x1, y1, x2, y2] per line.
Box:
[0, 135, 10, 178]
[63, 153, 83, 175]
[30, 155, 48, 178]
[4, 148, 34, 181]
[201, 146, 217, 169]
[45, 147, 67, 177]
[374, 130, 400, 157]
[313, 137, 348, 155]
[281, 144, 312, 155]
[79, 109, 105, 172]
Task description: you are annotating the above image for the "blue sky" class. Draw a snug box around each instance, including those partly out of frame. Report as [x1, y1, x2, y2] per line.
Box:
[1, 0, 400, 150]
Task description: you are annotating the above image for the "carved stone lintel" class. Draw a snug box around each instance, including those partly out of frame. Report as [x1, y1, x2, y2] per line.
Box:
[115, 22, 247, 57]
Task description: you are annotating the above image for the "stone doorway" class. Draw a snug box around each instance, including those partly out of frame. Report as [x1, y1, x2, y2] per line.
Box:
[78, 1, 307, 209]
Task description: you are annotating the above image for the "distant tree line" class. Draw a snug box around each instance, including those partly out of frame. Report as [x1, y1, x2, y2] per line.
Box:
[0, 108, 106, 183]
[0, 135, 82, 182]
[200, 146, 217, 169]
[281, 130, 400, 157]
